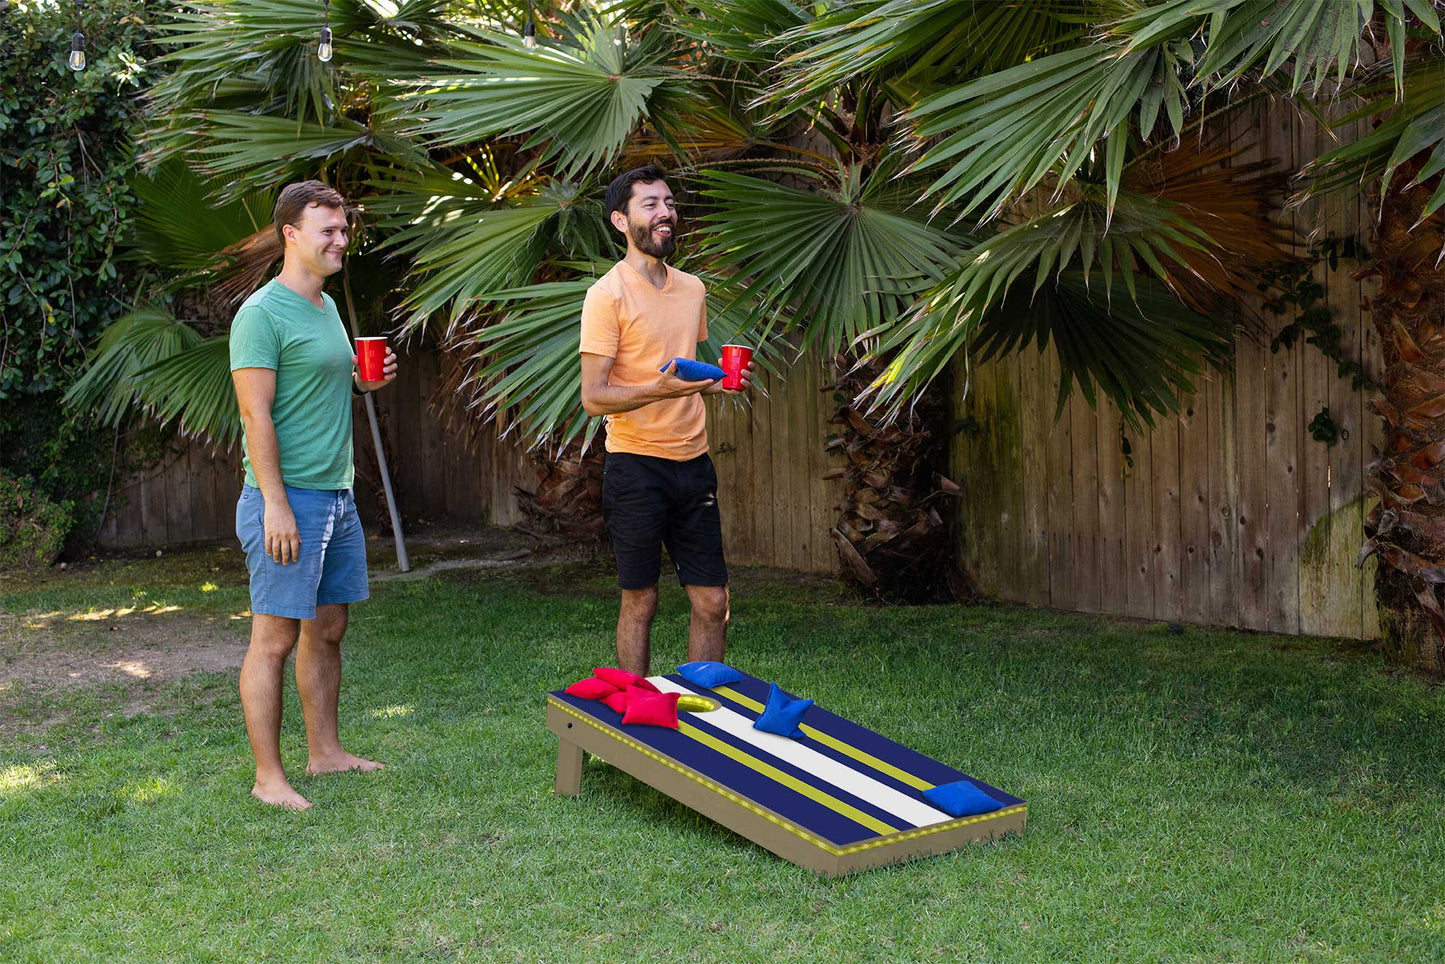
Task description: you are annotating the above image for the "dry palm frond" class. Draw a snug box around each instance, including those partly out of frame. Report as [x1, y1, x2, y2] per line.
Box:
[1126, 141, 1295, 325]
[211, 227, 283, 307]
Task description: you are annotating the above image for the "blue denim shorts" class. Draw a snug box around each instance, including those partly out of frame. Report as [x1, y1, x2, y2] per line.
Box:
[236, 484, 370, 620]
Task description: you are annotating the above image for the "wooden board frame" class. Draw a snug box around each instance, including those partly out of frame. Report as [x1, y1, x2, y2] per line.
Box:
[546, 698, 1026, 877]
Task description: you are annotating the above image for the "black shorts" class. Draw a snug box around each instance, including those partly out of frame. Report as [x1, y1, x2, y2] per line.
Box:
[601, 452, 728, 590]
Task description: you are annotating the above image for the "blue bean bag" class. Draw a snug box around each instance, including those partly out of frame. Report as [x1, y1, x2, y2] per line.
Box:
[753, 682, 813, 739]
[676, 661, 746, 689]
[923, 779, 1004, 817]
[662, 358, 725, 382]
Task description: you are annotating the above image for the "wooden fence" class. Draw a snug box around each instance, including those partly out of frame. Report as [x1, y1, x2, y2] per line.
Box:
[97, 347, 846, 574]
[950, 103, 1383, 639]
[97, 103, 1388, 638]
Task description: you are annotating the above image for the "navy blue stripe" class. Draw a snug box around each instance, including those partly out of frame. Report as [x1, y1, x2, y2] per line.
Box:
[669, 675, 963, 811]
[722, 675, 1025, 808]
[674, 697, 918, 831]
[550, 692, 882, 846]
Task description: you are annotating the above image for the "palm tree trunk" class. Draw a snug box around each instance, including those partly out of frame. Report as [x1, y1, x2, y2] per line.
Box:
[1362, 156, 1445, 678]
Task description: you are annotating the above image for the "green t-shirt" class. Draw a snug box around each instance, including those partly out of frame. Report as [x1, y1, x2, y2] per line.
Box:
[229, 279, 355, 490]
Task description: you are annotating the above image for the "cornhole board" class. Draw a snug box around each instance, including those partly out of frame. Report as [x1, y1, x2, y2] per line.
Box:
[545, 671, 1026, 876]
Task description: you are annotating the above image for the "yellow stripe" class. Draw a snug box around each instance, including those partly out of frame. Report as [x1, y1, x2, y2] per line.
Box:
[711, 686, 936, 791]
[675, 721, 898, 836]
[548, 698, 1025, 856]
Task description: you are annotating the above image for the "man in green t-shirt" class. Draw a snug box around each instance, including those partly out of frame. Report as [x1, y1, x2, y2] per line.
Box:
[230, 181, 397, 811]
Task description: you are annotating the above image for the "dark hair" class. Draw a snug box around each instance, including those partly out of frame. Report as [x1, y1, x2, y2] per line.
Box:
[605, 165, 668, 217]
[273, 180, 347, 248]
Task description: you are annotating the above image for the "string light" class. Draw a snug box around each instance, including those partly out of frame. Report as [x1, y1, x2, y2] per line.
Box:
[318, 0, 334, 62]
[67, 0, 85, 71]
[523, 3, 536, 49]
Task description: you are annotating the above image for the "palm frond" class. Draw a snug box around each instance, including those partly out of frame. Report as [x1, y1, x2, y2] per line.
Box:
[127, 160, 275, 277]
[63, 309, 205, 426]
[132, 338, 243, 451]
[857, 184, 1231, 427]
[693, 163, 973, 354]
[396, 17, 696, 177]
[671, 0, 811, 66]
[1126, 142, 1294, 319]
[371, 171, 609, 334]
[766, 0, 1077, 108]
[186, 111, 428, 198]
[905, 28, 1196, 221]
[1303, 56, 1445, 246]
[1191, 0, 1437, 98]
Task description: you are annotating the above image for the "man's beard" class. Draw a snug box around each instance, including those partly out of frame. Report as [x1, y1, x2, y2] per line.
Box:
[629, 218, 676, 258]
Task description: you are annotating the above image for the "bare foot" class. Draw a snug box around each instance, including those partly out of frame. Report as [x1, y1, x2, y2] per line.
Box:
[305, 751, 385, 776]
[251, 780, 313, 811]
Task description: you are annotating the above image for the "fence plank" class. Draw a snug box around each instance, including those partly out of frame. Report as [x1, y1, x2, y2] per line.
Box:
[1043, 346, 1075, 612]
[1123, 415, 1156, 619]
[1322, 116, 1368, 639]
[992, 354, 1027, 602]
[1017, 348, 1049, 607]
[1152, 408, 1183, 621]
[1204, 374, 1239, 627]
[807, 353, 836, 572]
[1179, 389, 1212, 625]
[1095, 397, 1128, 617]
[1069, 381, 1101, 613]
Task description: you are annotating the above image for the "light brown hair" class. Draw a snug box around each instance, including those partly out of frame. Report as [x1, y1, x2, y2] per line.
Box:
[272, 181, 347, 248]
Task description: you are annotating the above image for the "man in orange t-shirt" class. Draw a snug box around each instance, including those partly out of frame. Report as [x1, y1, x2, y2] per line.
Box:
[579, 166, 755, 676]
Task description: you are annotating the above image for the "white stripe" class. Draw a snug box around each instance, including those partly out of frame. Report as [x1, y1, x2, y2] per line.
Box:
[649, 677, 951, 828]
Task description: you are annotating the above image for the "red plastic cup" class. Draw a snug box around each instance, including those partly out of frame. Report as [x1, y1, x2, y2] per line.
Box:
[356, 337, 388, 382]
[720, 344, 753, 390]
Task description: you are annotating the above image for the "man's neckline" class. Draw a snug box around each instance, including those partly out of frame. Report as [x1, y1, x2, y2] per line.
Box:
[270, 277, 328, 310]
[619, 258, 672, 294]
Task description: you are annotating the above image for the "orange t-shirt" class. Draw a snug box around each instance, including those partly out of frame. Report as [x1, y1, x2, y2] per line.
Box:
[579, 261, 709, 460]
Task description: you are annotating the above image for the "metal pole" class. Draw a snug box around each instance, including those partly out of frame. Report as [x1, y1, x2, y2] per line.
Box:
[362, 389, 410, 572]
[341, 261, 410, 572]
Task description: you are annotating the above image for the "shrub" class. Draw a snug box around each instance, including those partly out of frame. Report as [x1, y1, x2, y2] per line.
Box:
[0, 1, 163, 551]
[0, 469, 73, 571]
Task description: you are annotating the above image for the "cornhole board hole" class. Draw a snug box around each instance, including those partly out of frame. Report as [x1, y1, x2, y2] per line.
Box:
[545, 671, 1026, 876]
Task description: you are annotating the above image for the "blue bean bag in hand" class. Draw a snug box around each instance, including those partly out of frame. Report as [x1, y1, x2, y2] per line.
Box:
[923, 779, 1004, 817]
[676, 661, 746, 689]
[662, 358, 725, 382]
[753, 682, 813, 738]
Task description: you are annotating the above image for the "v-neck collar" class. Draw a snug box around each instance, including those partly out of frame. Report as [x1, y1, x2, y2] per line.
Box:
[620, 259, 673, 294]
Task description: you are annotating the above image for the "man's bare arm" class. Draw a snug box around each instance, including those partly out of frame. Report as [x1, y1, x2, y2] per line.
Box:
[580, 353, 715, 417]
[232, 368, 300, 565]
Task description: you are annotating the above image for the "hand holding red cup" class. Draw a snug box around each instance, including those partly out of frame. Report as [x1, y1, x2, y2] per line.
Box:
[720, 344, 754, 392]
[355, 337, 398, 390]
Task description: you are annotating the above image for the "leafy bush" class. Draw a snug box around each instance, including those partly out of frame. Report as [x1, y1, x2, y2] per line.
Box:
[0, 1, 162, 549]
[0, 468, 73, 571]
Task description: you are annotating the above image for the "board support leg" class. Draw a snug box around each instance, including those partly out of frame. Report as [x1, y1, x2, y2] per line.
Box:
[555, 737, 584, 796]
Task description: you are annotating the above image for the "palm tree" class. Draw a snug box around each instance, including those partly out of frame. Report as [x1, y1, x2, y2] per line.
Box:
[71, 1, 1445, 669]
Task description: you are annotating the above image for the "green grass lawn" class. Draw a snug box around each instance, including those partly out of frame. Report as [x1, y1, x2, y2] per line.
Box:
[2, 547, 1443, 962]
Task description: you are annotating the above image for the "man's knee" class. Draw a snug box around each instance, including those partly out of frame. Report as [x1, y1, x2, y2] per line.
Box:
[249, 615, 300, 661]
[307, 605, 349, 645]
[620, 585, 659, 619]
[690, 586, 729, 625]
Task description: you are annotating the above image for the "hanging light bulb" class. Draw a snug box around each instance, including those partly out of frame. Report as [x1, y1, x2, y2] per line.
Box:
[523, 18, 536, 49]
[67, 0, 85, 71]
[68, 29, 86, 71]
[318, 0, 333, 62]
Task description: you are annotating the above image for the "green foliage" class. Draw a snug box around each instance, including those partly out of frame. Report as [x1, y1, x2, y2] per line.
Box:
[1266, 237, 1382, 394]
[0, 0, 156, 399]
[0, 0, 162, 548]
[0, 467, 73, 571]
[1309, 407, 1341, 446]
